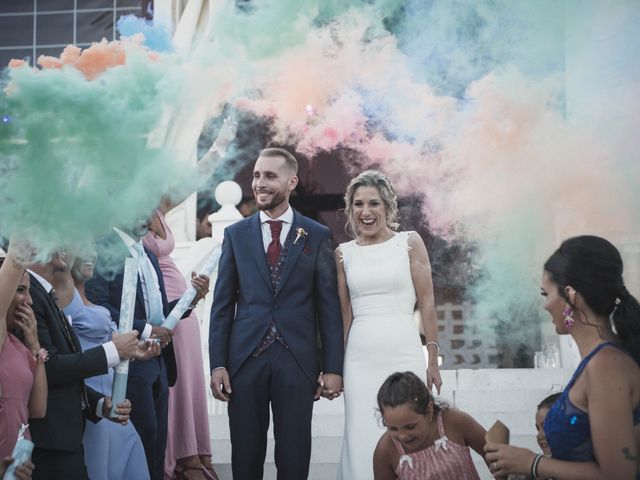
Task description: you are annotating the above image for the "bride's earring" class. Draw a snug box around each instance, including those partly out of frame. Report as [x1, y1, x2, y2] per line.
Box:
[563, 306, 574, 329]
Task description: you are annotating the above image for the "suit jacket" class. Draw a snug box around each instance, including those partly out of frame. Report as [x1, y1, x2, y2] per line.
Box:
[29, 275, 106, 453]
[85, 236, 182, 386]
[209, 210, 344, 385]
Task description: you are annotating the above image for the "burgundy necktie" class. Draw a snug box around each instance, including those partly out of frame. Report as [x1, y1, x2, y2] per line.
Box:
[267, 220, 283, 267]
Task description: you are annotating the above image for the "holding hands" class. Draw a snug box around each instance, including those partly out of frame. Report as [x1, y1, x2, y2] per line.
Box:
[315, 372, 343, 401]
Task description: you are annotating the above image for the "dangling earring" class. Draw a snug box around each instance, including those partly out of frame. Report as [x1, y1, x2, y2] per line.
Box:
[563, 306, 574, 329]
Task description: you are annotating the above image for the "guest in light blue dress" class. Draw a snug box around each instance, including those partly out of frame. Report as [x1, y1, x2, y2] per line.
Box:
[64, 287, 150, 480]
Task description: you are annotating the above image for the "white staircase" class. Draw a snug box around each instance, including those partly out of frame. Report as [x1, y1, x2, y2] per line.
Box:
[208, 368, 573, 480]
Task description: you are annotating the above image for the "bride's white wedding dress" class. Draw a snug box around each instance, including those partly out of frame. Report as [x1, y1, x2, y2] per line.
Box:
[337, 231, 427, 480]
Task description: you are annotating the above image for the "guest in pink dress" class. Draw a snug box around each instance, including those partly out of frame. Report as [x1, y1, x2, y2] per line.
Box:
[144, 208, 215, 480]
[373, 372, 488, 480]
[0, 245, 47, 468]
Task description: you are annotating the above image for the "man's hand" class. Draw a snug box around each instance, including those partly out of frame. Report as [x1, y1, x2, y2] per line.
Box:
[321, 373, 343, 400]
[134, 339, 162, 360]
[191, 273, 210, 303]
[210, 368, 232, 402]
[112, 331, 139, 360]
[104, 397, 131, 425]
[150, 325, 173, 347]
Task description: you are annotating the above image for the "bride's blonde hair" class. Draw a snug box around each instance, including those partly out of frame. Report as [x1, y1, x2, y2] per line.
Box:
[343, 170, 399, 238]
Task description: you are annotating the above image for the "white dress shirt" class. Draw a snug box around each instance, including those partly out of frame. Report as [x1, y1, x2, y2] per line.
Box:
[259, 205, 294, 252]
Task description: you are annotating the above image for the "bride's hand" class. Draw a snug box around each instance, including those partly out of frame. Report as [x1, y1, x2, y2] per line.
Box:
[427, 365, 442, 395]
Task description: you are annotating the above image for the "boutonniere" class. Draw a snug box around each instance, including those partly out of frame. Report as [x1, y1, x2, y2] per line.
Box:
[293, 227, 308, 245]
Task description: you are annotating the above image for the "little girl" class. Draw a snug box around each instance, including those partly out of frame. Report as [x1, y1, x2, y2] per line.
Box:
[373, 371, 487, 480]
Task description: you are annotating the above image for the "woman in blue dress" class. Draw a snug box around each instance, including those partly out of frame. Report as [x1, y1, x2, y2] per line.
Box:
[485, 235, 640, 480]
[55, 250, 153, 480]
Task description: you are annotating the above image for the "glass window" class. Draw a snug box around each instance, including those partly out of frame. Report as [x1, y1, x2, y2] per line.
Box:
[76, 0, 114, 9]
[76, 11, 114, 43]
[36, 13, 74, 45]
[0, 15, 34, 46]
[0, 1, 33, 14]
[0, 49, 33, 69]
[38, 0, 75, 12]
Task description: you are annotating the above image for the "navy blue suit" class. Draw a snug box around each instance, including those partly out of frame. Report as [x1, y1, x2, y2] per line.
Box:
[209, 210, 343, 479]
[86, 239, 181, 480]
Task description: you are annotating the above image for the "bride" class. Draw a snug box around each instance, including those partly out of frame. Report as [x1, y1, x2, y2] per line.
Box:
[336, 170, 442, 479]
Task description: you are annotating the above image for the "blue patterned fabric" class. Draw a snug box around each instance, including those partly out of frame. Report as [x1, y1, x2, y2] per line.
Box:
[252, 229, 293, 357]
[544, 341, 640, 468]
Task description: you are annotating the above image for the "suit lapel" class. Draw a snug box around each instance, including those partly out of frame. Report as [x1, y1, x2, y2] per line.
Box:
[247, 214, 274, 291]
[275, 211, 306, 297]
[31, 276, 77, 351]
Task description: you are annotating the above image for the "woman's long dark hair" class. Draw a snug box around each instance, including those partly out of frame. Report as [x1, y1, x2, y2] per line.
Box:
[544, 235, 640, 361]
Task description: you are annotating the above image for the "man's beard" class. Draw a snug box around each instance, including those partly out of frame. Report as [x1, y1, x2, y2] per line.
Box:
[255, 189, 287, 211]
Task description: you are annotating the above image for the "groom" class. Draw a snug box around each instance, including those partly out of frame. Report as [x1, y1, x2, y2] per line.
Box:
[209, 147, 344, 479]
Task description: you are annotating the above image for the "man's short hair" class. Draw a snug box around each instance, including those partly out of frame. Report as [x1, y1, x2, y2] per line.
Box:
[258, 147, 298, 174]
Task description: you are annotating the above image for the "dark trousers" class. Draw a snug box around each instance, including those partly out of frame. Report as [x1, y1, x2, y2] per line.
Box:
[127, 354, 169, 480]
[32, 447, 88, 480]
[228, 342, 315, 480]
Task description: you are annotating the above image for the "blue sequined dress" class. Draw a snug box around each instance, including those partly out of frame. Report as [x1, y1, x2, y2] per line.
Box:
[64, 289, 150, 480]
[544, 341, 640, 478]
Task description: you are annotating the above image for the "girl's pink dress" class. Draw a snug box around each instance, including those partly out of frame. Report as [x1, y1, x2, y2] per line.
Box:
[0, 333, 36, 459]
[392, 412, 481, 480]
[143, 210, 212, 479]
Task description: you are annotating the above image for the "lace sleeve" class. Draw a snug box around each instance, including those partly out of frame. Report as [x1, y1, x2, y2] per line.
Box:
[400, 230, 414, 251]
[338, 241, 354, 266]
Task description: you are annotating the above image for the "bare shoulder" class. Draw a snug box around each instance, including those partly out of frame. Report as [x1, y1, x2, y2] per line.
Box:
[442, 408, 483, 433]
[586, 344, 639, 384]
[374, 431, 399, 462]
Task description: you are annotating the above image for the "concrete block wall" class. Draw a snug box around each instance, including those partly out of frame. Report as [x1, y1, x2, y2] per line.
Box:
[209, 368, 573, 479]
